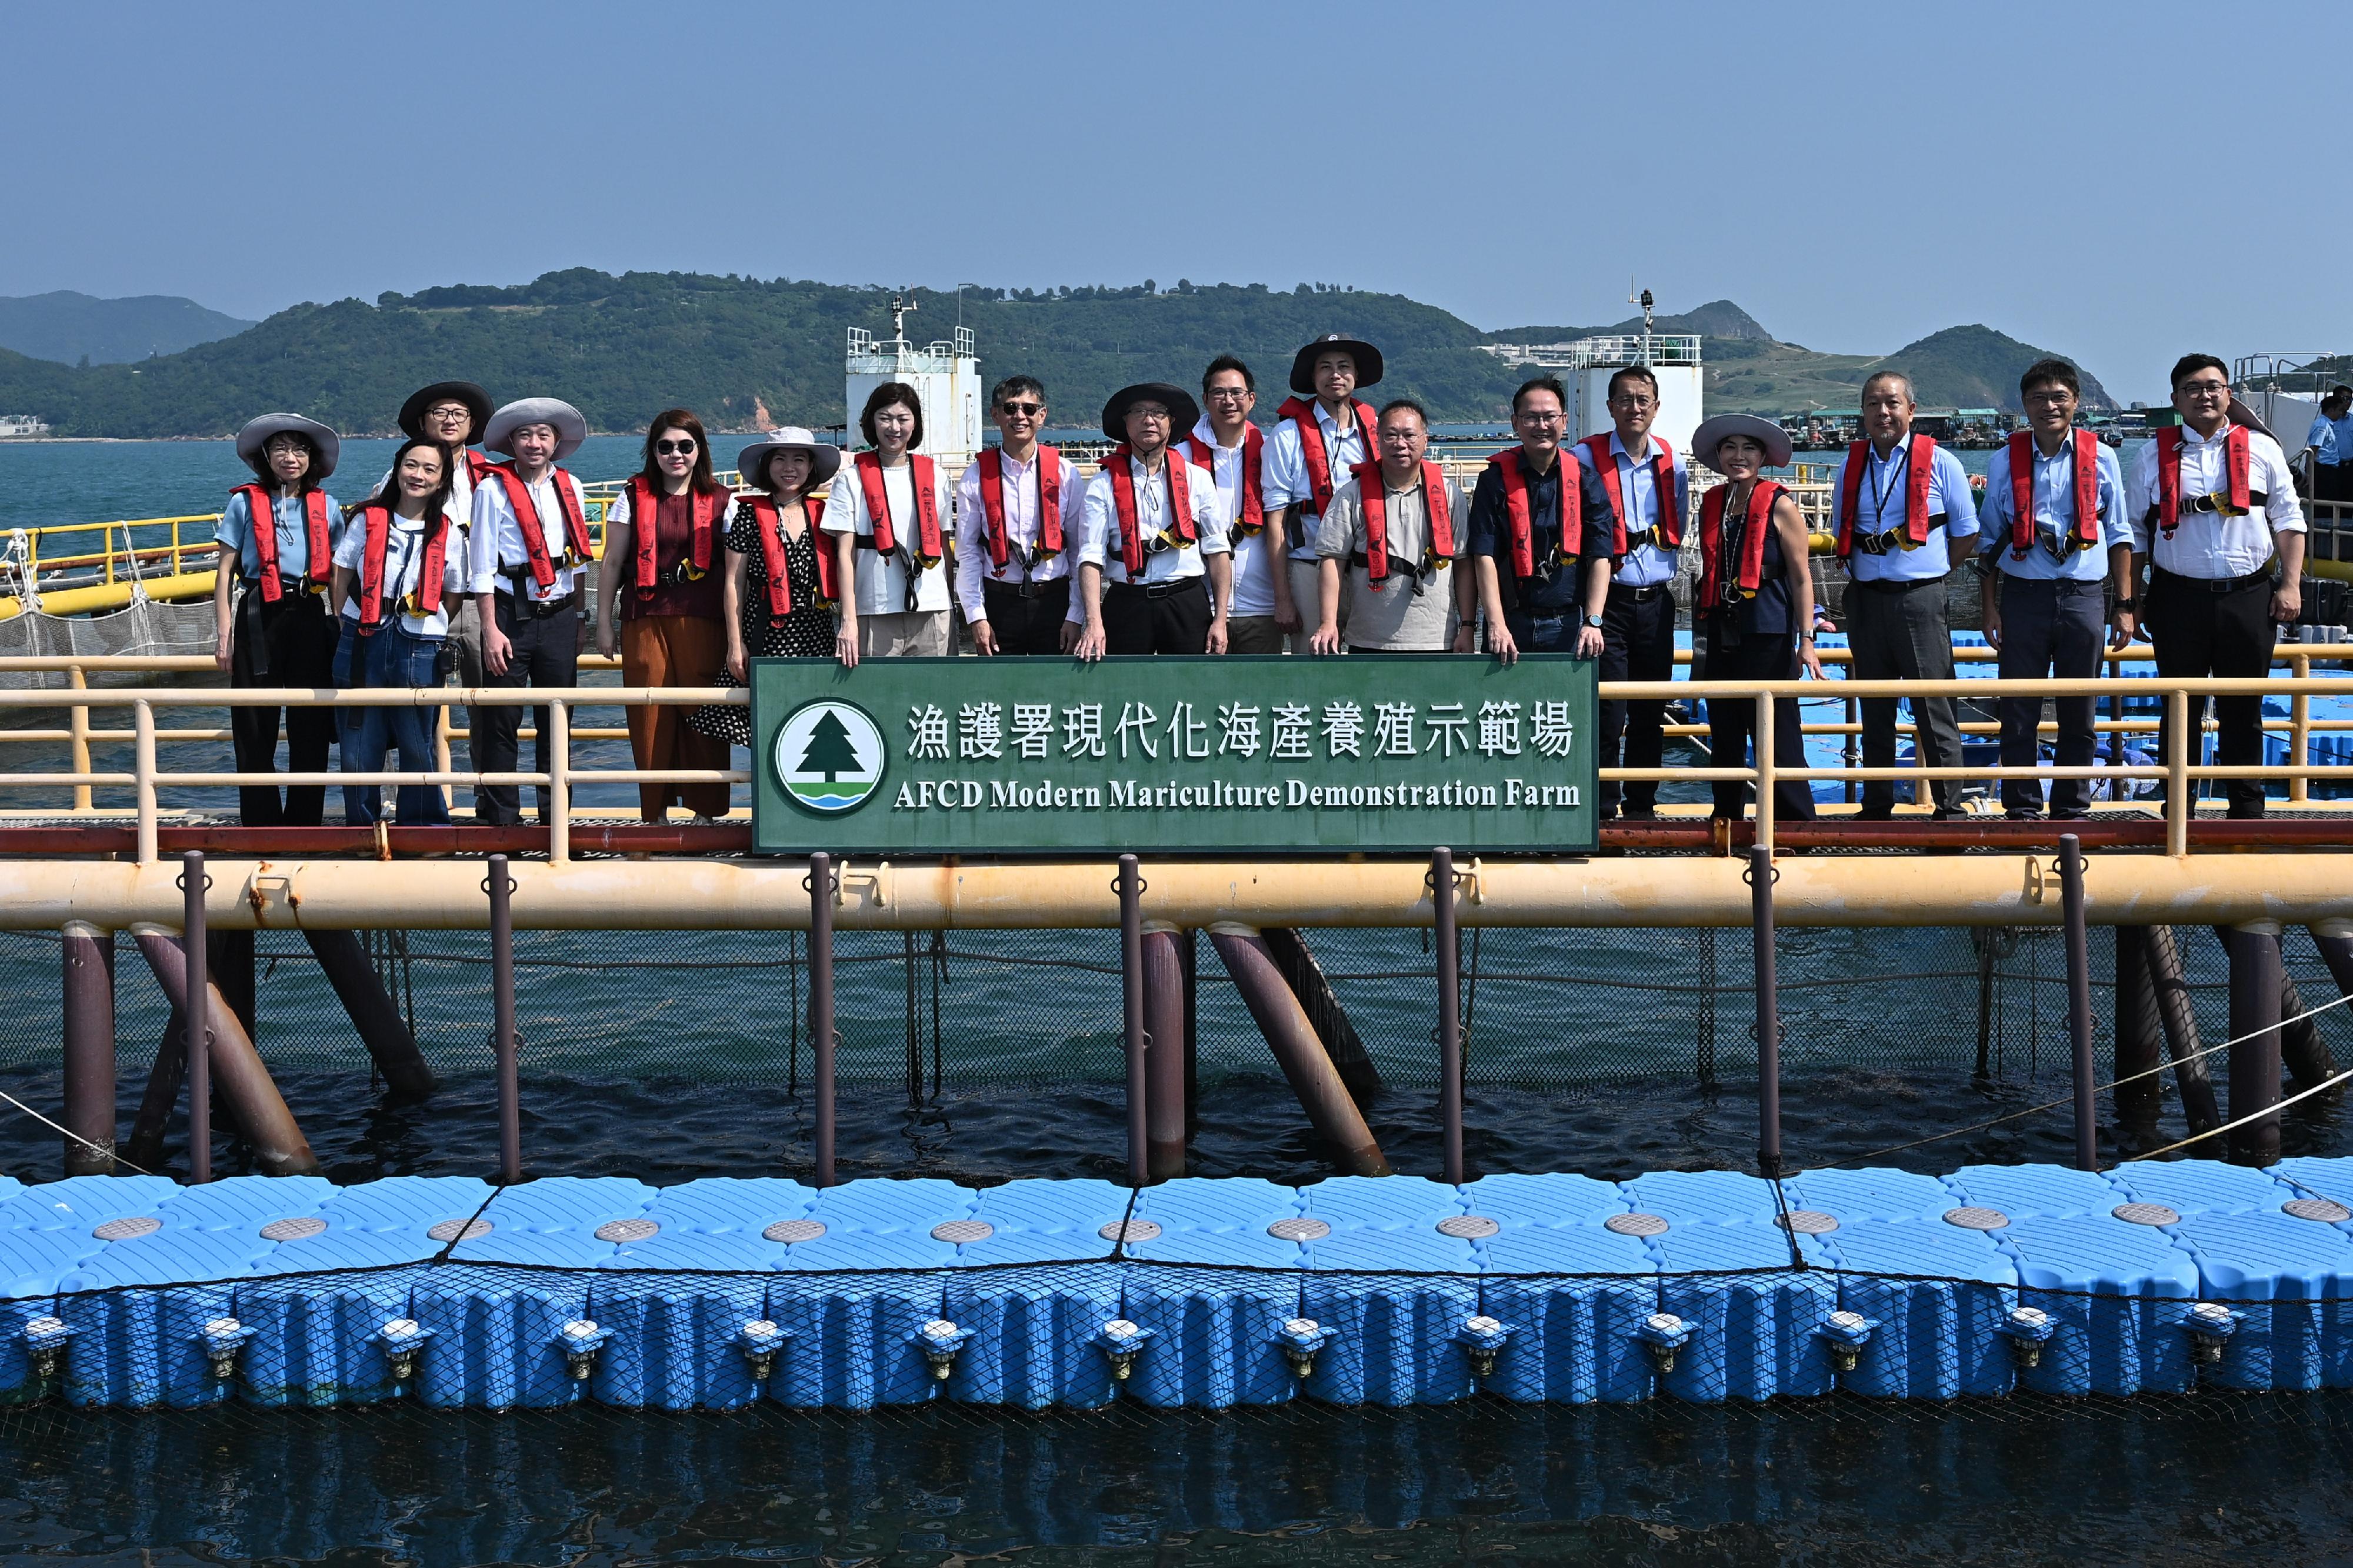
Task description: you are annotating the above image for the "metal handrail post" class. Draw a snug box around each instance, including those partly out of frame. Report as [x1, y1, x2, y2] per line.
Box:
[2059, 834, 2097, 1171]
[134, 699, 156, 865]
[181, 850, 209, 1184]
[68, 665, 92, 814]
[548, 700, 571, 863]
[2166, 688, 2191, 856]
[1750, 845, 1781, 1179]
[809, 852, 836, 1188]
[2291, 650, 2312, 804]
[486, 853, 521, 1184]
[1434, 847, 1464, 1185]
[1754, 689, 1776, 851]
[1119, 854, 1146, 1186]
[1842, 693, 1859, 806]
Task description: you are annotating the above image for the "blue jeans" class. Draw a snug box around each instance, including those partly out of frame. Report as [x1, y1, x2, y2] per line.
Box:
[334, 618, 449, 826]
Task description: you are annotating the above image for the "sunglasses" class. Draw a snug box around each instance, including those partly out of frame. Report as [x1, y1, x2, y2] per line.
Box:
[655, 439, 698, 455]
[998, 402, 1044, 417]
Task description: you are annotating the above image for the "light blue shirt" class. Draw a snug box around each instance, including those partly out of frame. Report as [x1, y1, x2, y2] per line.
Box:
[1832, 438, 1980, 583]
[212, 488, 346, 583]
[1264, 401, 1372, 561]
[2307, 411, 2353, 466]
[1592, 432, 1691, 589]
[1977, 436, 2128, 582]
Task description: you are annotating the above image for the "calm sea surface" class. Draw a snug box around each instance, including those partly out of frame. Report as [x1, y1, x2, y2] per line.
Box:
[0, 436, 2339, 1566]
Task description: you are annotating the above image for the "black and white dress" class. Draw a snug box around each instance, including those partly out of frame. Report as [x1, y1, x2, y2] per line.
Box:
[689, 502, 836, 747]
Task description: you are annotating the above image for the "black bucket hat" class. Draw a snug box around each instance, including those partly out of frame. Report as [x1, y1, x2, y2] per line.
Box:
[1289, 333, 1384, 396]
[397, 381, 493, 442]
[1101, 382, 1202, 443]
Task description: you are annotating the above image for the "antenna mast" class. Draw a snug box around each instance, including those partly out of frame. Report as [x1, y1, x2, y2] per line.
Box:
[888, 288, 918, 343]
[1628, 279, 1657, 362]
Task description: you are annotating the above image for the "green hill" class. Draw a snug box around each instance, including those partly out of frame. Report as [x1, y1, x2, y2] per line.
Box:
[0, 272, 2115, 435]
[0, 291, 255, 366]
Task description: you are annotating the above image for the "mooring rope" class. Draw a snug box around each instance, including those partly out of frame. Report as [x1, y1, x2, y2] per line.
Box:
[0, 1089, 157, 1176]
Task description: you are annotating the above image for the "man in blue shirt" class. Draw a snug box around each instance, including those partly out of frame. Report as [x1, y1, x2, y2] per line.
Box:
[1978, 359, 2134, 819]
[1575, 366, 1691, 819]
[2306, 385, 2353, 503]
[1468, 376, 1599, 661]
[1831, 371, 1982, 818]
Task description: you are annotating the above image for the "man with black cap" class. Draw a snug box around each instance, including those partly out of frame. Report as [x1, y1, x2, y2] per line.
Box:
[1074, 382, 1231, 658]
[391, 381, 494, 756]
[469, 396, 594, 825]
[1266, 334, 1381, 650]
[2128, 354, 2305, 819]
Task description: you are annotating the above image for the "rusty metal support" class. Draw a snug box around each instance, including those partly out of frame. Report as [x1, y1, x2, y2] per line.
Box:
[1142, 928, 1186, 1181]
[1209, 926, 1391, 1177]
[2059, 835, 2097, 1171]
[1118, 855, 1145, 1186]
[304, 930, 437, 1098]
[125, 1006, 184, 1173]
[2113, 926, 2164, 1136]
[2141, 925, 2224, 1136]
[60, 923, 115, 1176]
[2224, 925, 2284, 1167]
[132, 929, 315, 1176]
[1434, 848, 1464, 1186]
[181, 852, 210, 1183]
[486, 854, 520, 1185]
[809, 852, 836, 1189]
[1750, 845, 1781, 1179]
[2276, 963, 2341, 1096]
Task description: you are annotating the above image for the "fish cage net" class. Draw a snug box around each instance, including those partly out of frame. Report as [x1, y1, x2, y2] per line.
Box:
[0, 920, 2349, 1185]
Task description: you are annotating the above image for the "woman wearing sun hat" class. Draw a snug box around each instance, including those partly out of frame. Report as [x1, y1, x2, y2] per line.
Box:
[212, 412, 348, 825]
[1688, 412, 1820, 822]
[689, 427, 841, 748]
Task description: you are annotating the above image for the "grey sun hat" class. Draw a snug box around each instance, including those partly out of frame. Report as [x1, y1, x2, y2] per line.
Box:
[734, 426, 842, 491]
[1288, 333, 1384, 395]
[1102, 383, 1202, 443]
[482, 397, 588, 461]
[1690, 413, 1793, 471]
[234, 413, 341, 480]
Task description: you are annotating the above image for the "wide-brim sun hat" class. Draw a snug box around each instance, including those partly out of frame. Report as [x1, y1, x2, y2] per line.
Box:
[1101, 383, 1202, 443]
[234, 413, 341, 479]
[1691, 412, 1793, 472]
[1289, 333, 1384, 395]
[735, 426, 842, 488]
[398, 381, 492, 441]
[482, 397, 588, 461]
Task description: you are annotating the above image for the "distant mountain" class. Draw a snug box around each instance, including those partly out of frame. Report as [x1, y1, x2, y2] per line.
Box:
[0, 291, 256, 366]
[1483, 299, 1777, 344]
[1872, 325, 2118, 412]
[0, 274, 2115, 436]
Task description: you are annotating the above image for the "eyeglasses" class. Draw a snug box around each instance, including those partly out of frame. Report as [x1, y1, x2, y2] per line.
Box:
[997, 402, 1043, 417]
[1204, 388, 1253, 402]
[655, 439, 698, 455]
[2178, 379, 2229, 397]
[1515, 411, 1565, 425]
[1128, 406, 1172, 422]
[425, 405, 472, 422]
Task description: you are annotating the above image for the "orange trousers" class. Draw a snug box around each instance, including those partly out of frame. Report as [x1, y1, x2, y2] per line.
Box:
[621, 614, 732, 820]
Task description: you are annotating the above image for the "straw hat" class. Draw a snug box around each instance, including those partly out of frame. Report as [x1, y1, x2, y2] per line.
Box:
[735, 426, 842, 489]
[482, 397, 587, 461]
[234, 413, 340, 479]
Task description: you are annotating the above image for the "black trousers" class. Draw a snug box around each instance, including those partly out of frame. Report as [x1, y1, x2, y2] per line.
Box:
[982, 577, 1072, 655]
[1597, 586, 1675, 816]
[1698, 618, 1817, 821]
[2149, 569, 2276, 818]
[1104, 578, 1210, 655]
[1994, 577, 2107, 818]
[229, 590, 340, 826]
[475, 593, 579, 825]
[1846, 579, 1968, 815]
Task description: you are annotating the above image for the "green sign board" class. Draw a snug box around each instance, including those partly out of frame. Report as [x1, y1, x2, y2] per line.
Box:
[751, 654, 1599, 855]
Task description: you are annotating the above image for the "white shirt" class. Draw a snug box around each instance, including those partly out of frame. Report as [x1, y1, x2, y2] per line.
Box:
[1264, 401, 1371, 561]
[2126, 422, 2304, 579]
[821, 457, 952, 616]
[1592, 432, 1692, 589]
[952, 448, 1084, 622]
[332, 508, 472, 638]
[1078, 453, 1230, 587]
[468, 467, 589, 603]
[1185, 418, 1278, 618]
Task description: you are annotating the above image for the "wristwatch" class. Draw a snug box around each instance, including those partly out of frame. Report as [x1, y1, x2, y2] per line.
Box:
[2112, 598, 2139, 613]
[1582, 612, 1605, 629]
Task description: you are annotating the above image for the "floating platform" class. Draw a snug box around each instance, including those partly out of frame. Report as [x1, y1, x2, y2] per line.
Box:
[5, 1160, 2353, 1411]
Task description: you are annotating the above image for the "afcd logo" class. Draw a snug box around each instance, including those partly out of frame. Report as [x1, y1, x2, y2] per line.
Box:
[772, 699, 886, 813]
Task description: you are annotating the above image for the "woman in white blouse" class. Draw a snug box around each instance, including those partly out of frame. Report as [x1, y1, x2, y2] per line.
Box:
[824, 382, 952, 665]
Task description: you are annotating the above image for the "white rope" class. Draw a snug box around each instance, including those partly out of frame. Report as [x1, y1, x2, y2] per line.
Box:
[2125, 1061, 2353, 1161]
[0, 1089, 156, 1175]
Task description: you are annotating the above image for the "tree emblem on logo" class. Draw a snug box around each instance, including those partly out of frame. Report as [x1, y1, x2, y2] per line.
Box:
[773, 699, 885, 813]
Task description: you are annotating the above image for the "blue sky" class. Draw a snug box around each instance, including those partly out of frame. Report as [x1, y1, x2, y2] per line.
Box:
[5, 0, 2344, 399]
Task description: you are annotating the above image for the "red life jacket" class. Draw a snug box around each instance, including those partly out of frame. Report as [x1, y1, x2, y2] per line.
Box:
[854, 451, 944, 565]
[234, 483, 333, 602]
[625, 476, 721, 599]
[353, 504, 452, 632]
[977, 445, 1065, 568]
[1184, 425, 1266, 536]
[1275, 396, 1375, 520]
[1485, 446, 1583, 579]
[1697, 481, 1784, 609]
[1103, 446, 1198, 577]
[748, 494, 835, 619]
[1348, 459, 1453, 593]
[2152, 423, 2253, 540]
[1578, 433, 1682, 552]
[462, 449, 498, 484]
[1834, 434, 1939, 556]
[484, 463, 592, 590]
[2005, 429, 2103, 559]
